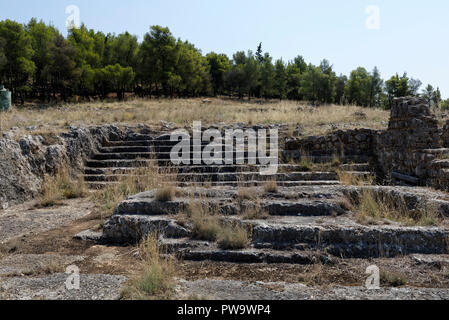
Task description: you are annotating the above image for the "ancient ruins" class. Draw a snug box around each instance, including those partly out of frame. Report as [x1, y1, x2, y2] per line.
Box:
[2, 97, 449, 299]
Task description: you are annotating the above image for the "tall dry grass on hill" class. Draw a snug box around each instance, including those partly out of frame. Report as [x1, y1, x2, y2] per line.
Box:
[1, 98, 389, 137]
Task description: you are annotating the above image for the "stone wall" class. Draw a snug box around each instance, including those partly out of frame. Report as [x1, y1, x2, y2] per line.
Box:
[284, 128, 378, 161]
[440, 120, 449, 148]
[376, 97, 442, 182]
[284, 97, 449, 188]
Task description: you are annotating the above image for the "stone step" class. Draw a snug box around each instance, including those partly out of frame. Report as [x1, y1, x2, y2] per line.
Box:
[282, 151, 372, 164]
[105, 137, 277, 148]
[92, 151, 280, 161]
[162, 239, 329, 265]
[87, 180, 341, 189]
[105, 140, 156, 147]
[99, 145, 267, 154]
[102, 214, 449, 258]
[430, 159, 449, 169]
[85, 158, 279, 168]
[343, 171, 374, 179]
[83, 172, 338, 183]
[112, 191, 346, 217]
[422, 148, 449, 155]
[92, 152, 156, 160]
[339, 163, 371, 172]
[99, 146, 155, 153]
[248, 217, 449, 258]
[83, 164, 312, 175]
[85, 159, 158, 168]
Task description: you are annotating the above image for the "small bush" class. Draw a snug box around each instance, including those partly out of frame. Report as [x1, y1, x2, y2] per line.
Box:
[217, 224, 249, 250]
[188, 201, 251, 249]
[62, 178, 87, 199]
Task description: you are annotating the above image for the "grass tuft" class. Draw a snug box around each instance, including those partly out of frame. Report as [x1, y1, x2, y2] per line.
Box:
[380, 270, 407, 287]
[91, 163, 176, 213]
[337, 170, 374, 186]
[38, 167, 87, 207]
[155, 186, 176, 202]
[352, 189, 442, 226]
[189, 201, 222, 242]
[121, 233, 174, 300]
[263, 179, 278, 194]
[217, 224, 250, 250]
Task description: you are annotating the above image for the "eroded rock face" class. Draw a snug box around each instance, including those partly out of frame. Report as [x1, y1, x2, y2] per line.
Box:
[0, 125, 124, 207]
[0, 137, 41, 206]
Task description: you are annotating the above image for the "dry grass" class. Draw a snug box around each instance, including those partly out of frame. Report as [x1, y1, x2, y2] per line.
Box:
[296, 156, 315, 172]
[236, 187, 269, 220]
[337, 170, 374, 186]
[263, 179, 278, 193]
[187, 200, 250, 249]
[155, 186, 176, 202]
[121, 233, 175, 300]
[217, 223, 250, 250]
[91, 163, 176, 213]
[380, 270, 408, 287]
[353, 190, 442, 226]
[189, 201, 222, 241]
[39, 167, 87, 207]
[237, 187, 259, 202]
[0, 98, 389, 137]
[284, 152, 342, 173]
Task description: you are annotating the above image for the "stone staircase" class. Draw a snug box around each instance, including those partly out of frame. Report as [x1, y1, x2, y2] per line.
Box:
[96, 129, 449, 267]
[102, 185, 449, 264]
[83, 132, 349, 189]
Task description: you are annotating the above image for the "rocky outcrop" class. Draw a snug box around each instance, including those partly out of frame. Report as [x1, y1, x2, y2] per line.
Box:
[0, 125, 124, 208]
[0, 137, 41, 206]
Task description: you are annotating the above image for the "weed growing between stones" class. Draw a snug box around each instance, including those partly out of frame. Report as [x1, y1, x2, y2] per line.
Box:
[155, 186, 176, 202]
[217, 223, 250, 250]
[297, 155, 314, 172]
[187, 200, 250, 249]
[263, 179, 278, 194]
[241, 205, 269, 220]
[39, 167, 87, 207]
[380, 270, 408, 287]
[121, 233, 175, 300]
[236, 187, 259, 202]
[189, 201, 222, 241]
[337, 170, 374, 186]
[353, 190, 442, 226]
[92, 163, 177, 212]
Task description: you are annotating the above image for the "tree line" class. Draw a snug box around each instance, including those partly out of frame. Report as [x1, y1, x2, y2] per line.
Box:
[0, 18, 447, 109]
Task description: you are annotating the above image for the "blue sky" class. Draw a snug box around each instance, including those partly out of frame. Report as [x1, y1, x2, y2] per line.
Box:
[1, 0, 448, 98]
